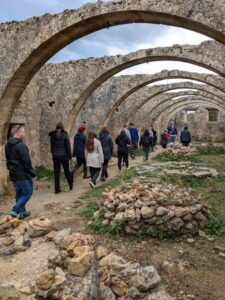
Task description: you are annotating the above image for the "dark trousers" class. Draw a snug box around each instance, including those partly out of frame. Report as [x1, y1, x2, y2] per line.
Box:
[182, 142, 189, 147]
[101, 159, 109, 179]
[118, 151, 129, 170]
[130, 143, 137, 159]
[89, 167, 100, 185]
[53, 157, 72, 192]
[143, 146, 150, 160]
[12, 179, 33, 213]
[73, 157, 88, 177]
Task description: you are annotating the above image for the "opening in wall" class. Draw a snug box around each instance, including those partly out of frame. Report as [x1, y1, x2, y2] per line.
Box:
[186, 110, 196, 123]
[208, 109, 218, 122]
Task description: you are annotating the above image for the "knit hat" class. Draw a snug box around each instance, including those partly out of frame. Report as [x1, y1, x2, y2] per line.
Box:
[77, 125, 86, 133]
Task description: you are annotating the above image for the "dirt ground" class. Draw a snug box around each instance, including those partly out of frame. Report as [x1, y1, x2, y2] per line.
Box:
[0, 150, 225, 300]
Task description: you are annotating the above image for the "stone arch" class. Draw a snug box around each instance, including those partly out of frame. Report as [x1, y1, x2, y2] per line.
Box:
[103, 71, 225, 126]
[108, 81, 225, 129]
[155, 98, 225, 131]
[137, 94, 225, 133]
[2, 30, 225, 141]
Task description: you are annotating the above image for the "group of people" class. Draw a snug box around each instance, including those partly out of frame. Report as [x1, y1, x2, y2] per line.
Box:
[160, 121, 192, 148]
[4, 122, 158, 219]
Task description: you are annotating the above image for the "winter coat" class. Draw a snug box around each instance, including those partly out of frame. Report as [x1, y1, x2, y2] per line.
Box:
[118, 129, 131, 141]
[115, 133, 130, 154]
[85, 138, 104, 168]
[160, 133, 169, 146]
[5, 138, 36, 181]
[99, 133, 114, 160]
[128, 127, 139, 144]
[167, 125, 177, 135]
[180, 129, 191, 143]
[140, 133, 153, 147]
[73, 132, 86, 158]
[152, 129, 157, 145]
[49, 130, 72, 160]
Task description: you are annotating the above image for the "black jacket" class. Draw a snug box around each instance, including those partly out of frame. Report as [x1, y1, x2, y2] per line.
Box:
[152, 129, 157, 144]
[180, 129, 191, 143]
[99, 133, 114, 160]
[5, 138, 36, 181]
[115, 133, 130, 154]
[140, 133, 153, 147]
[73, 132, 86, 158]
[49, 130, 72, 160]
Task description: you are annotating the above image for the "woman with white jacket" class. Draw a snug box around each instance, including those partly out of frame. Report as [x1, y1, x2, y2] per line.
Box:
[85, 132, 104, 188]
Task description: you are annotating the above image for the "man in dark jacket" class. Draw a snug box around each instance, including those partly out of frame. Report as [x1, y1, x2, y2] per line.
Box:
[99, 127, 114, 181]
[5, 125, 36, 219]
[72, 125, 89, 179]
[49, 122, 73, 194]
[128, 123, 139, 159]
[150, 125, 157, 151]
[180, 126, 192, 147]
[115, 130, 130, 170]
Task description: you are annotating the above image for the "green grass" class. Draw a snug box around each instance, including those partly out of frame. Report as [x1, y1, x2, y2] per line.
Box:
[197, 146, 225, 155]
[35, 165, 54, 181]
[80, 201, 99, 218]
[153, 152, 202, 163]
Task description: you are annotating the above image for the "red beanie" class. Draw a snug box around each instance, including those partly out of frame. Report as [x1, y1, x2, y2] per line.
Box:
[77, 125, 86, 133]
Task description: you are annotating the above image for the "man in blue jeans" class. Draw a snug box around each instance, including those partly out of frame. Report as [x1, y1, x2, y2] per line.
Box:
[5, 125, 36, 219]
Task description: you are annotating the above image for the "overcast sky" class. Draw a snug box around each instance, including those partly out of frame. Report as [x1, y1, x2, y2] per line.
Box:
[1, 0, 213, 76]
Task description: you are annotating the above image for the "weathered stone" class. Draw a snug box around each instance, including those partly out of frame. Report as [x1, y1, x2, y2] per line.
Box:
[156, 207, 170, 216]
[130, 266, 161, 292]
[67, 252, 94, 277]
[19, 286, 33, 295]
[35, 269, 55, 290]
[141, 207, 155, 219]
[96, 246, 109, 260]
[111, 277, 128, 297]
[100, 282, 116, 300]
[114, 212, 125, 223]
[53, 228, 71, 246]
[146, 290, 174, 300]
[124, 209, 136, 221]
[169, 218, 184, 231]
[174, 207, 190, 218]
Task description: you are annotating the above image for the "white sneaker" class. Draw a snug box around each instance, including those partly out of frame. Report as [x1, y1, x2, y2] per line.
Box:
[89, 182, 96, 188]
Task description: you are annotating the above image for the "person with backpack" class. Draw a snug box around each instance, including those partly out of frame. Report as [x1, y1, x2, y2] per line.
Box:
[72, 125, 89, 179]
[140, 129, 153, 161]
[180, 125, 192, 147]
[5, 125, 36, 219]
[150, 124, 157, 151]
[49, 122, 73, 194]
[160, 130, 169, 149]
[115, 129, 130, 170]
[99, 127, 114, 181]
[85, 132, 104, 188]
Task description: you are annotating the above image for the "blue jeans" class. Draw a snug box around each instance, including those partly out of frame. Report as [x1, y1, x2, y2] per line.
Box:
[12, 179, 33, 213]
[169, 134, 176, 143]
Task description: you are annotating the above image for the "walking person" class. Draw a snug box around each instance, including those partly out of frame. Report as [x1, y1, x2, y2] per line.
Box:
[150, 124, 157, 151]
[5, 125, 36, 219]
[128, 123, 139, 159]
[72, 125, 89, 179]
[115, 130, 130, 171]
[140, 129, 152, 161]
[85, 132, 104, 188]
[99, 127, 114, 181]
[167, 120, 177, 143]
[49, 122, 73, 194]
[160, 130, 169, 149]
[119, 124, 131, 142]
[180, 125, 192, 147]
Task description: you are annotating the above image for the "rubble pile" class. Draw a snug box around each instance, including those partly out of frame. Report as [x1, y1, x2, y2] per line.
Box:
[93, 179, 210, 237]
[164, 145, 199, 157]
[136, 161, 219, 178]
[0, 217, 173, 299]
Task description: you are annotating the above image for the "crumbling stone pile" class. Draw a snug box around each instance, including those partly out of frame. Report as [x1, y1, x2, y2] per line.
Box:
[136, 161, 219, 178]
[0, 217, 173, 299]
[92, 179, 210, 237]
[164, 145, 198, 157]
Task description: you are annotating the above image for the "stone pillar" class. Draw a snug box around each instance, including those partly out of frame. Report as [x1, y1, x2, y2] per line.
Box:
[0, 143, 7, 196]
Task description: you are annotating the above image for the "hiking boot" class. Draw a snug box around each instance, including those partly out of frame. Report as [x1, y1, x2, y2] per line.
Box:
[100, 177, 106, 182]
[19, 211, 31, 219]
[89, 182, 96, 188]
[83, 175, 90, 179]
[7, 210, 17, 218]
